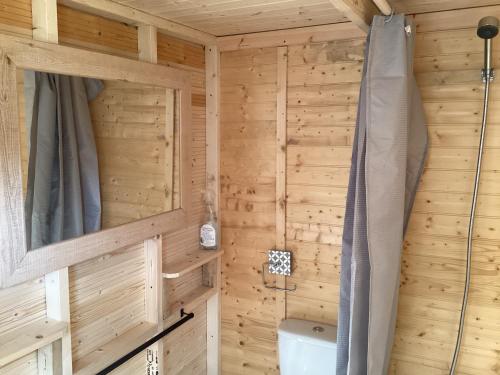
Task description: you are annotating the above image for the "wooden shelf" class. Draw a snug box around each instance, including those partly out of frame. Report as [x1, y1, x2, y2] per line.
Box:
[0, 318, 68, 367]
[163, 250, 223, 279]
[166, 285, 217, 319]
[73, 321, 157, 375]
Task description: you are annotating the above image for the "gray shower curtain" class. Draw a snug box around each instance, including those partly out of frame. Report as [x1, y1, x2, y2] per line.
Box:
[336, 15, 427, 375]
[25, 72, 104, 250]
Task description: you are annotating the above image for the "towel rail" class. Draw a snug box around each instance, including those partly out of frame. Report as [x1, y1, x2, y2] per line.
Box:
[96, 309, 195, 375]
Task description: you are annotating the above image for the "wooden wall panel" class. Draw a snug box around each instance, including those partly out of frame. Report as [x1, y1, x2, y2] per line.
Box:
[164, 304, 207, 374]
[158, 32, 205, 70]
[220, 20, 500, 375]
[389, 25, 500, 375]
[0, 0, 32, 37]
[285, 39, 362, 328]
[57, 4, 137, 58]
[0, 352, 38, 375]
[0, 2, 209, 374]
[69, 243, 146, 361]
[0, 278, 46, 336]
[220, 47, 279, 374]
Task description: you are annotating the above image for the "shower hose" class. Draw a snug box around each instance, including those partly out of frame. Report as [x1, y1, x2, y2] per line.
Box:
[449, 75, 491, 374]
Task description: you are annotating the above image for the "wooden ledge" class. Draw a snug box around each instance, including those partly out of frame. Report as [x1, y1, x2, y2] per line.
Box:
[0, 318, 68, 367]
[166, 285, 217, 319]
[163, 250, 223, 279]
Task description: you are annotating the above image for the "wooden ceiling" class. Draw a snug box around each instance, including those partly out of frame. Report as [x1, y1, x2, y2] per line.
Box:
[108, 0, 500, 37]
[111, 0, 348, 36]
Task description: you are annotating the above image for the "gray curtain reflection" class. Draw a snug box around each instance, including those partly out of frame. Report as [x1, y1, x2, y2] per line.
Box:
[25, 72, 103, 250]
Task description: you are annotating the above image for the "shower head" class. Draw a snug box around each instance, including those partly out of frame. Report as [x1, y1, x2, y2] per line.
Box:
[478, 16, 499, 39]
[477, 16, 499, 82]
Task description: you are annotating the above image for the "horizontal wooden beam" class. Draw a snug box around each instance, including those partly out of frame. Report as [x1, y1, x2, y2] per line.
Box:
[413, 4, 500, 33]
[0, 318, 67, 367]
[329, 0, 378, 33]
[217, 23, 365, 51]
[58, 0, 216, 45]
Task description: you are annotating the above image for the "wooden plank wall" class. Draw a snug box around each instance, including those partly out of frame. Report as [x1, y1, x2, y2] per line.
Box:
[390, 22, 500, 375]
[0, 2, 208, 374]
[220, 17, 500, 375]
[220, 48, 279, 374]
[285, 38, 363, 326]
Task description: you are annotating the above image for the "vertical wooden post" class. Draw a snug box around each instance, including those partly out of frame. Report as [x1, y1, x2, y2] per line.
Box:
[32, 0, 59, 42]
[138, 25, 165, 375]
[138, 24, 158, 64]
[37, 343, 54, 375]
[144, 236, 164, 375]
[164, 89, 175, 211]
[31, 2, 72, 374]
[138, 26, 176, 212]
[44, 271, 71, 375]
[205, 44, 221, 375]
[275, 46, 288, 328]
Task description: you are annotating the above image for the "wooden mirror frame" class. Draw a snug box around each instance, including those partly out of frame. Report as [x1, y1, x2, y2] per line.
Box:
[0, 35, 192, 288]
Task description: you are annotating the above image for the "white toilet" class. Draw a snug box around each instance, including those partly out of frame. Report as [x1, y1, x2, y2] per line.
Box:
[278, 319, 337, 375]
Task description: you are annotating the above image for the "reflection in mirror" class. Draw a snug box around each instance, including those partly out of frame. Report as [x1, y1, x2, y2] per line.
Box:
[16, 69, 180, 250]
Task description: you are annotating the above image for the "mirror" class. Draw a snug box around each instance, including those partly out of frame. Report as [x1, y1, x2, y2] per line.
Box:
[0, 35, 191, 287]
[16, 69, 181, 250]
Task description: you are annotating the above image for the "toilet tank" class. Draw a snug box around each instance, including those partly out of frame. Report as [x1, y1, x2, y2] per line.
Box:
[278, 319, 337, 375]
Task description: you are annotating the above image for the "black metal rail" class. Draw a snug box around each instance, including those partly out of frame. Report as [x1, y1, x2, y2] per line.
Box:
[96, 309, 195, 375]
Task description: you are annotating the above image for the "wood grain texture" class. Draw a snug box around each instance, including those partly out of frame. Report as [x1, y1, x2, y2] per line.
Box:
[220, 46, 279, 374]
[58, 4, 138, 58]
[0, 41, 26, 283]
[0, 32, 193, 287]
[220, 19, 500, 375]
[0, 3, 208, 374]
[111, 0, 347, 36]
[0, 352, 38, 374]
[217, 23, 365, 51]
[392, 0, 500, 15]
[0, 0, 32, 37]
[388, 25, 500, 375]
[275, 46, 288, 326]
[59, 0, 215, 45]
[89, 81, 178, 229]
[329, 0, 378, 32]
[0, 318, 67, 367]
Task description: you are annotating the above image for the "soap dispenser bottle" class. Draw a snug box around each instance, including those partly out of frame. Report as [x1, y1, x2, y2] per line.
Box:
[200, 190, 218, 250]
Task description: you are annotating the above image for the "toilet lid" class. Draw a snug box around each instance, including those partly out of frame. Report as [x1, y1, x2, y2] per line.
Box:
[279, 319, 337, 347]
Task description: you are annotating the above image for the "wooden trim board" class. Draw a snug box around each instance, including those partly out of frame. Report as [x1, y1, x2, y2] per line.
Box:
[59, 0, 216, 45]
[275, 46, 288, 327]
[163, 250, 223, 279]
[29, 2, 74, 374]
[217, 23, 365, 51]
[413, 5, 500, 32]
[144, 236, 164, 375]
[0, 318, 68, 367]
[205, 44, 221, 375]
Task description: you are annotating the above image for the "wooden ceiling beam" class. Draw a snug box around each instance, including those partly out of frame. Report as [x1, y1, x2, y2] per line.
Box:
[217, 23, 365, 51]
[329, 0, 379, 33]
[58, 0, 216, 45]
